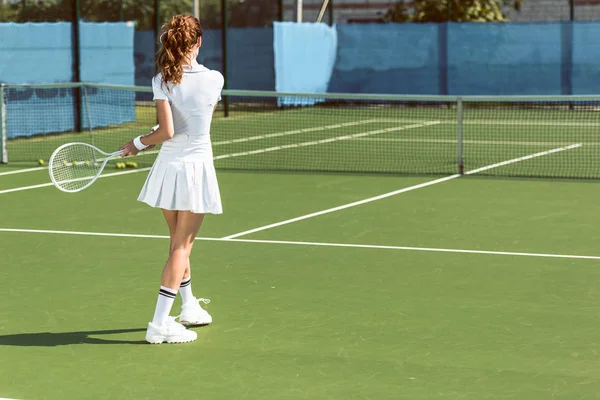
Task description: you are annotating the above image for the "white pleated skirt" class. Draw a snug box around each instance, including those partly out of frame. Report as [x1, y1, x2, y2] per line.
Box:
[137, 134, 222, 214]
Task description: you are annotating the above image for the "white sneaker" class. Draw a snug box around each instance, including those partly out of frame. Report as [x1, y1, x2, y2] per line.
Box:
[179, 297, 212, 326]
[145, 316, 198, 344]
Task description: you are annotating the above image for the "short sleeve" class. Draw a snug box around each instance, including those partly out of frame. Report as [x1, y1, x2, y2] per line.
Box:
[152, 74, 169, 101]
[213, 71, 224, 101]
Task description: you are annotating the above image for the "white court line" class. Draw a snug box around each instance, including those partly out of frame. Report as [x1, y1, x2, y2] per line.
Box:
[0, 121, 434, 195]
[465, 143, 582, 175]
[222, 175, 460, 239]
[0, 119, 385, 177]
[0, 167, 151, 195]
[465, 119, 600, 127]
[353, 138, 595, 146]
[211, 119, 382, 146]
[0, 227, 599, 260]
[377, 118, 600, 127]
[0, 166, 47, 176]
[214, 121, 441, 160]
[222, 143, 583, 239]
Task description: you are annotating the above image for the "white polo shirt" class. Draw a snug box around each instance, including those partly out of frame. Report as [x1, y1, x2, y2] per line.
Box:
[152, 64, 224, 142]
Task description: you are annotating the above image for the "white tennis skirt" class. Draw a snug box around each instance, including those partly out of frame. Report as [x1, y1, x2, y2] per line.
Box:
[137, 135, 222, 214]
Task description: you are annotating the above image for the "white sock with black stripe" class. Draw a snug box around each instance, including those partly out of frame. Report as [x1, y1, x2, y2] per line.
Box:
[180, 277, 193, 304]
[151, 286, 177, 326]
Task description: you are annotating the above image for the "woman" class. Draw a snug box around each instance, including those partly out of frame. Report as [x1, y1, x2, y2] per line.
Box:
[120, 14, 224, 344]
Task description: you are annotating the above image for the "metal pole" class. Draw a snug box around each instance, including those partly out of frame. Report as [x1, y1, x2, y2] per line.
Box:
[0, 84, 7, 164]
[316, 0, 329, 23]
[193, 0, 200, 19]
[221, 0, 229, 117]
[457, 97, 464, 175]
[72, 0, 82, 132]
[296, 0, 302, 22]
[570, 0, 574, 21]
[277, 0, 283, 21]
[328, 0, 333, 25]
[119, 0, 124, 21]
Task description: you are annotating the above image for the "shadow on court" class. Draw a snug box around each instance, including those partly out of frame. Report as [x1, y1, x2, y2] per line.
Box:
[0, 328, 147, 346]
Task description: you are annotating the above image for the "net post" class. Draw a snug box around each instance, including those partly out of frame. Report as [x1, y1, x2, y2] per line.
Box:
[0, 83, 7, 164]
[71, 0, 82, 133]
[457, 96, 464, 175]
[82, 85, 94, 142]
[221, 0, 230, 117]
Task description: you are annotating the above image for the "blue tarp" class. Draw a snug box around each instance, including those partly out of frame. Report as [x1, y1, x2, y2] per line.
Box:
[274, 22, 337, 105]
[1, 22, 135, 138]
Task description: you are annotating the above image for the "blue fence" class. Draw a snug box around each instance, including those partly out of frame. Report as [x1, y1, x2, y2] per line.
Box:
[134, 22, 600, 97]
[135, 27, 274, 91]
[329, 23, 441, 95]
[330, 22, 600, 95]
[1, 22, 135, 138]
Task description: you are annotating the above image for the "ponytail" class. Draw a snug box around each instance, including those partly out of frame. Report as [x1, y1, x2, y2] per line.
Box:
[156, 14, 203, 87]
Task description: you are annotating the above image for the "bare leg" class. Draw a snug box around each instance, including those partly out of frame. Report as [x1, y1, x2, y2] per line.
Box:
[160, 210, 205, 290]
[162, 210, 191, 280]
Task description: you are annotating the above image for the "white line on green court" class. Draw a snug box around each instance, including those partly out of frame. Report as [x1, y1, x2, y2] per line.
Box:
[0, 121, 439, 195]
[0, 118, 389, 177]
[0, 166, 47, 176]
[377, 118, 600, 127]
[222, 143, 582, 239]
[465, 143, 582, 175]
[214, 121, 441, 160]
[211, 119, 383, 146]
[0, 227, 599, 261]
[222, 174, 461, 239]
[0, 167, 151, 195]
[354, 138, 596, 146]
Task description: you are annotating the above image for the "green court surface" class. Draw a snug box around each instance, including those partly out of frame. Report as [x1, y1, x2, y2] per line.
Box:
[1, 166, 600, 399]
[2, 89, 600, 399]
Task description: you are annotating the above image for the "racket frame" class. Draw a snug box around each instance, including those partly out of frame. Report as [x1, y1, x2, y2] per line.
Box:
[49, 142, 123, 193]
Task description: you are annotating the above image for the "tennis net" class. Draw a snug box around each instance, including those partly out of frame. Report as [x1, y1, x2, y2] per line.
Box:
[2, 83, 600, 179]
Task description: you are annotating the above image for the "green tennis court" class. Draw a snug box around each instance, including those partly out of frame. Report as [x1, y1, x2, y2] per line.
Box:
[1, 86, 600, 399]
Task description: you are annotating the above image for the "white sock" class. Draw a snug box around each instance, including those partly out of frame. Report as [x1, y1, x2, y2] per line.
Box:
[151, 286, 177, 326]
[180, 277, 194, 304]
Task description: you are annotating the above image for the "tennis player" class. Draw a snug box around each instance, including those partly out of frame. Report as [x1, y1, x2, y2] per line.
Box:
[119, 14, 224, 344]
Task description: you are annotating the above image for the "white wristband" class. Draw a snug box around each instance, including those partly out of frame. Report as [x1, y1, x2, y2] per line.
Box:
[133, 136, 149, 151]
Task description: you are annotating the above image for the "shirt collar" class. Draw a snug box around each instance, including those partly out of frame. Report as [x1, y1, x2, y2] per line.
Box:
[183, 64, 209, 73]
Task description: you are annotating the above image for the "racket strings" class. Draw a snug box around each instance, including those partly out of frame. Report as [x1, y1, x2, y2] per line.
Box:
[50, 145, 105, 192]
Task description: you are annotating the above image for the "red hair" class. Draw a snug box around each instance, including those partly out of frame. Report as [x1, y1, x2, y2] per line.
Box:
[156, 14, 203, 87]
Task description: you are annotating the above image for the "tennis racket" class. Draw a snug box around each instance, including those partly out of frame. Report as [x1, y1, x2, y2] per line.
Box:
[49, 143, 123, 193]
